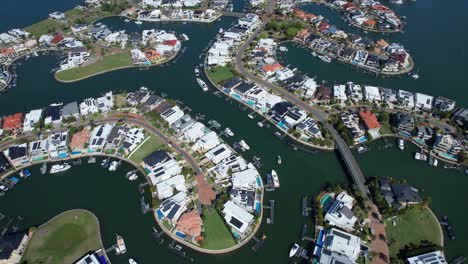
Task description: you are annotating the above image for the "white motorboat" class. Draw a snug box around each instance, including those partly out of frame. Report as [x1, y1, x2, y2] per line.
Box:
[415, 152, 427, 161]
[182, 33, 189, 41]
[109, 161, 120, 171]
[429, 157, 438, 167]
[134, 20, 142, 25]
[194, 68, 200, 76]
[116, 234, 127, 254]
[239, 140, 250, 150]
[248, 113, 255, 119]
[257, 121, 264, 127]
[128, 173, 138, 181]
[312, 51, 317, 57]
[197, 78, 209, 92]
[414, 152, 421, 160]
[318, 55, 332, 63]
[289, 243, 299, 258]
[129, 259, 137, 264]
[124, 18, 130, 22]
[271, 169, 280, 188]
[398, 139, 404, 150]
[50, 163, 71, 174]
[224, 127, 234, 136]
[277, 155, 282, 165]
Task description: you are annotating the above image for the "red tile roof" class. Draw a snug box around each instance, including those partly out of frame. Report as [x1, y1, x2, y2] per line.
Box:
[50, 35, 64, 44]
[176, 210, 203, 237]
[162, 40, 178, 46]
[262, 63, 283, 73]
[3, 113, 23, 131]
[359, 110, 380, 129]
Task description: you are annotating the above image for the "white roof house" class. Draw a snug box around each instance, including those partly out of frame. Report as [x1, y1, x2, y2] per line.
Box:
[222, 200, 254, 233]
[205, 144, 233, 165]
[333, 85, 347, 102]
[319, 228, 361, 263]
[301, 78, 318, 98]
[363, 86, 382, 102]
[161, 106, 184, 125]
[96, 91, 114, 113]
[121, 127, 146, 154]
[156, 174, 186, 200]
[414, 93, 434, 111]
[212, 155, 248, 180]
[191, 131, 220, 153]
[80, 98, 99, 116]
[398, 89, 415, 109]
[275, 67, 294, 82]
[182, 122, 206, 142]
[158, 191, 188, 225]
[29, 139, 49, 161]
[23, 109, 43, 132]
[265, 93, 283, 109]
[257, 38, 277, 53]
[231, 166, 259, 189]
[47, 131, 69, 159]
[324, 191, 357, 230]
[407, 251, 447, 264]
[142, 151, 183, 184]
[88, 123, 114, 152]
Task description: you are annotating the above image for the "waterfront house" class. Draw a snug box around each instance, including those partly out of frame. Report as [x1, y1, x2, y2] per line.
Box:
[0, 152, 12, 174]
[416, 126, 434, 142]
[283, 107, 307, 128]
[315, 228, 361, 263]
[191, 131, 220, 153]
[71, 24, 88, 34]
[380, 179, 422, 209]
[161, 105, 184, 125]
[61, 102, 80, 120]
[131, 49, 150, 65]
[182, 122, 206, 142]
[96, 91, 114, 113]
[156, 174, 186, 200]
[333, 85, 347, 103]
[142, 150, 182, 184]
[213, 155, 248, 180]
[88, 123, 114, 153]
[397, 90, 415, 109]
[44, 103, 63, 126]
[70, 128, 90, 155]
[125, 87, 152, 106]
[0, 231, 29, 263]
[346, 83, 363, 102]
[381, 88, 398, 104]
[176, 210, 203, 240]
[157, 191, 188, 225]
[49, 11, 65, 20]
[433, 134, 462, 159]
[80, 98, 99, 116]
[340, 111, 366, 144]
[222, 200, 254, 234]
[433, 97, 456, 112]
[324, 191, 357, 231]
[407, 251, 447, 264]
[29, 139, 49, 161]
[2, 113, 23, 134]
[0, 33, 19, 45]
[3, 144, 29, 167]
[300, 78, 318, 98]
[172, 114, 195, 133]
[296, 117, 322, 139]
[314, 85, 331, 104]
[275, 68, 295, 82]
[359, 110, 381, 138]
[50, 35, 65, 46]
[452, 108, 468, 129]
[391, 112, 414, 137]
[363, 86, 382, 102]
[104, 125, 126, 151]
[205, 144, 233, 165]
[230, 166, 260, 212]
[414, 93, 434, 111]
[121, 127, 146, 155]
[47, 131, 69, 159]
[233, 82, 255, 99]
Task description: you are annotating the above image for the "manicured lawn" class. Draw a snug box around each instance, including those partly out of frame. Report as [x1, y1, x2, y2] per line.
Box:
[128, 135, 164, 164]
[200, 208, 236, 250]
[385, 207, 442, 257]
[206, 66, 235, 84]
[55, 52, 132, 82]
[22, 209, 101, 264]
[24, 19, 65, 37]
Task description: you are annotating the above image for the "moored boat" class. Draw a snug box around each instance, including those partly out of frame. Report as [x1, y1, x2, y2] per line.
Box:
[289, 243, 299, 257]
[134, 20, 142, 25]
[318, 55, 332, 63]
[257, 121, 264, 127]
[224, 127, 234, 136]
[116, 234, 127, 254]
[277, 155, 282, 165]
[271, 170, 280, 188]
[398, 139, 404, 150]
[129, 259, 137, 264]
[197, 78, 209, 92]
[50, 163, 71, 174]
[239, 140, 250, 150]
[181, 34, 189, 41]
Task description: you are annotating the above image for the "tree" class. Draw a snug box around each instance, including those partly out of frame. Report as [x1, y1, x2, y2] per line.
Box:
[285, 27, 299, 39]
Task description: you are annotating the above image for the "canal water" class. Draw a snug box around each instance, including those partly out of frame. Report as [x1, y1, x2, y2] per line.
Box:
[0, 0, 467, 262]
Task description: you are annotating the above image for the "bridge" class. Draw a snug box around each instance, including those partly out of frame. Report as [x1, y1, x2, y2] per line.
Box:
[233, 22, 369, 198]
[220, 11, 246, 17]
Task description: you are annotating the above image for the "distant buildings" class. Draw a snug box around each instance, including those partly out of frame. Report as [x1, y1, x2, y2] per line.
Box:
[407, 251, 447, 264]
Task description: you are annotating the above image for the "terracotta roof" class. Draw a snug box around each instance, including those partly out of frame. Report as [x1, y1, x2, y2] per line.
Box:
[262, 63, 283, 73]
[162, 40, 178, 46]
[50, 35, 64, 44]
[377, 39, 389, 48]
[70, 129, 90, 149]
[364, 19, 377, 26]
[0, 48, 16, 55]
[176, 210, 203, 237]
[359, 110, 380, 129]
[3, 113, 22, 131]
[196, 175, 216, 205]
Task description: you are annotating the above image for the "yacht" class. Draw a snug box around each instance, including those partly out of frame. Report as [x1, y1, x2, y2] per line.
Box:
[239, 140, 250, 151]
[311, 51, 317, 57]
[194, 68, 200, 76]
[50, 163, 71, 174]
[289, 244, 299, 257]
[129, 259, 137, 264]
[248, 113, 255, 119]
[277, 155, 282, 165]
[116, 234, 127, 254]
[128, 173, 138, 181]
[134, 20, 143, 25]
[414, 152, 427, 161]
[181, 34, 189, 41]
[429, 157, 438, 167]
[271, 170, 280, 188]
[224, 127, 234, 137]
[197, 78, 209, 92]
[318, 55, 332, 63]
[408, 72, 420, 79]
[257, 121, 264, 127]
[398, 139, 404, 150]
[109, 161, 120, 171]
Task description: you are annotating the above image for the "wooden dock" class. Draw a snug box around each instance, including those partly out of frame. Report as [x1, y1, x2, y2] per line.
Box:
[302, 196, 312, 217]
[168, 240, 194, 262]
[264, 200, 275, 224]
[251, 234, 267, 252]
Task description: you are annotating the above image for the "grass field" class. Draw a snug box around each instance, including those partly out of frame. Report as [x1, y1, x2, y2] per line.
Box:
[200, 208, 236, 250]
[385, 207, 442, 257]
[206, 66, 235, 84]
[55, 52, 132, 82]
[22, 209, 101, 264]
[128, 135, 164, 164]
[24, 19, 65, 37]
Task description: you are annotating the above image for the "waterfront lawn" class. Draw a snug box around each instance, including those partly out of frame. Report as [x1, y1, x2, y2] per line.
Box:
[206, 66, 235, 84]
[385, 207, 442, 257]
[55, 52, 132, 82]
[129, 135, 164, 164]
[201, 208, 236, 250]
[22, 209, 101, 264]
[24, 19, 65, 37]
